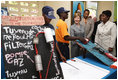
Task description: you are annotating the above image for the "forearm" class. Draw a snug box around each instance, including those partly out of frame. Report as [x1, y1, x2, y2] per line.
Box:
[110, 24, 117, 48]
[64, 36, 80, 41]
[56, 43, 63, 57]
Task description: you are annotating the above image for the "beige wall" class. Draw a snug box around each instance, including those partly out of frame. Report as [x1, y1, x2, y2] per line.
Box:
[37, 1, 45, 16]
[97, 1, 114, 21]
[2, 1, 115, 29]
[1, 1, 71, 32]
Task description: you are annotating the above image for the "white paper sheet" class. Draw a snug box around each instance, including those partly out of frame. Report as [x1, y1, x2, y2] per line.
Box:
[60, 58, 110, 79]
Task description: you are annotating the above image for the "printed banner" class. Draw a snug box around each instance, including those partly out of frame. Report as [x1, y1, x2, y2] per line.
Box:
[2, 16, 45, 26]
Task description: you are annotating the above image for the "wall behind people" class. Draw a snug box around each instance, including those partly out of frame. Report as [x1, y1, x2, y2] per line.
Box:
[2, 1, 116, 32]
[97, 1, 114, 21]
[1, 1, 71, 33]
[1, 1, 45, 16]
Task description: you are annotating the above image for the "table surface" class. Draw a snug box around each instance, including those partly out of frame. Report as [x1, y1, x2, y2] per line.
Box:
[75, 53, 117, 79]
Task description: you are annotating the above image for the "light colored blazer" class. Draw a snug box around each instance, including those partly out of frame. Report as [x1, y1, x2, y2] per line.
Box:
[80, 18, 94, 38]
[95, 21, 117, 56]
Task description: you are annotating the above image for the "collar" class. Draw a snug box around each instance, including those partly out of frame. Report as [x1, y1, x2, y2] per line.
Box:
[102, 21, 110, 25]
[101, 21, 110, 27]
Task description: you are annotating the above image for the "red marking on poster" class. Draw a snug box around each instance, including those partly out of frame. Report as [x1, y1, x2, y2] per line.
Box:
[2, 16, 45, 26]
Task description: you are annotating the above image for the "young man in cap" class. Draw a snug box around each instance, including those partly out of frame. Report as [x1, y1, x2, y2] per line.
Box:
[55, 7, 86, 62]
[41, 6, 64, 79]
[42, 6, 56, 40]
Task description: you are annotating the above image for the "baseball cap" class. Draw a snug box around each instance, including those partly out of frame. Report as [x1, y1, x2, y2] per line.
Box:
[57, 7, 70, 15]
[42, 6, 56, 19]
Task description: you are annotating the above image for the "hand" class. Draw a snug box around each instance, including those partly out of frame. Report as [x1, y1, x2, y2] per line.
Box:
[78, 37, 88, 44]
[61, 55, 66, 62]
[80, 47, 85, 51]
[108, 47, 113, 52]
[86, 38, 90, 41]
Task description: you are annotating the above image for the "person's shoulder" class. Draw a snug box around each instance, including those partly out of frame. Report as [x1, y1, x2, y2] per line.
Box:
[57, 19, 63, 24]
[80, 24, 84, 27]
[48, 23, 53, 27]
[59, 19, 67, 26]
[109, 21, 116, 25]
[80, 18, 84, 22]
[97, 22, 103, 27]
[48, 24, 54, 29]
[105, 21, 116, 26]
[95, 21, 101, 25]
[71, 24, 75, 27]
[44, 23, 54, 29]
[89, 18, 94, 22]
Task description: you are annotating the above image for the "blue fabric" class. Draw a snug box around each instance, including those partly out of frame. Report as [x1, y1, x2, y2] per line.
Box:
[1, 48, 6, 79]
[76, 40, 114, 66]
[57, 7, 70, 15]
[42, 6, 56, 19]
[43, 24, 55, 30]
[77, 53, 117, 79]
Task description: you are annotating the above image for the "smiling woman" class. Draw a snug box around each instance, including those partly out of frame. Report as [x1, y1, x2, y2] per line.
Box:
[70, 12, 85, 58]
[95, 10, 117, 56]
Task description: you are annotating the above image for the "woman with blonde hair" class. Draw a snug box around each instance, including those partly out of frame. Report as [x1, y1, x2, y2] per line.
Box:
[70, 12, 85, 58]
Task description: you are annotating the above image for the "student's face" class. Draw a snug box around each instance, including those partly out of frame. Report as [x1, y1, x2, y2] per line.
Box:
[83, 11, 89, 19]
[43, 14, 52, 24]
[61, 12, 69, 19]
[74, 16, 80, 24]
[101, 14, 109, 23]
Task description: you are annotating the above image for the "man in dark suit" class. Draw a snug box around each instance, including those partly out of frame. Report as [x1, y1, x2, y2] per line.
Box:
[92, 14, 102, 42]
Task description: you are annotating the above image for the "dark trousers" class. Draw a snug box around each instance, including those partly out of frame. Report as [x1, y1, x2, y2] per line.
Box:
[71, 44, 82, 58]
[56, 42, 69, 62]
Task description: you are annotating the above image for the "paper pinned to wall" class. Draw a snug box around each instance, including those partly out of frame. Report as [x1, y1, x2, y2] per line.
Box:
[60, 58, 110, 79]
[1, 16, 45, 26]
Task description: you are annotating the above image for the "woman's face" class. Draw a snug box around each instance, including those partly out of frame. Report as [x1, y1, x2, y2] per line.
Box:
[83, 11, 89, 19]
[74, 16, 80, 24]
[101, 14, 109, 23]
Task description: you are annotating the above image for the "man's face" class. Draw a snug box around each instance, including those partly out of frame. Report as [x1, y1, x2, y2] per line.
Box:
[43, 14, 52, 24]
[61, 12, 69, 19]
[83, 11, 89, 19]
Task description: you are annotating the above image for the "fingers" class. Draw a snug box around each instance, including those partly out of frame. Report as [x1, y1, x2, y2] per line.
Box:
[61, 56, 66, 62]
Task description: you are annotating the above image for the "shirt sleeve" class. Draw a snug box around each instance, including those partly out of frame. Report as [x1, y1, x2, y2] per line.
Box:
[70, 25, 74, 37]
[109, 23, 117, 48]
[70, 25, 76, 45]
[87, 19, 94, 38]
[60, 22, 69, 38]
[95, 25, 99, 43]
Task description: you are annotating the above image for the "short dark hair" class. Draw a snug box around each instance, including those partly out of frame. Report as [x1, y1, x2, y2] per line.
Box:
[84, 9, 90, 14]
[102, 10, 112, 17]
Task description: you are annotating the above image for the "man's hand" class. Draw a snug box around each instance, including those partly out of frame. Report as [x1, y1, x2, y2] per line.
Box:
[78, 37, 88, 44]
[61, 55, 66, 62]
